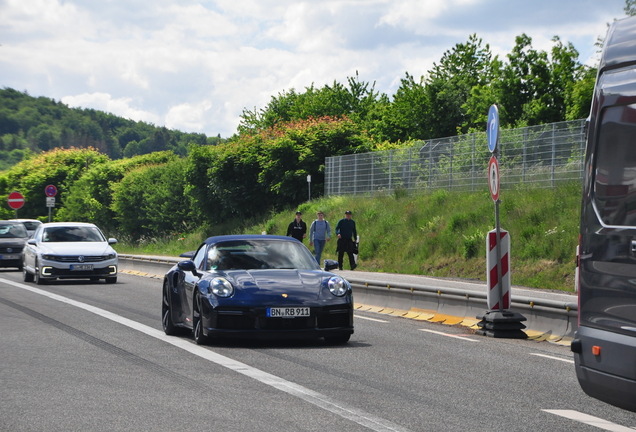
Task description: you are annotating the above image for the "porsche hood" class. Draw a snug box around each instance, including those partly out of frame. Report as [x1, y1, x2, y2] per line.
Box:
[221, 269, 336, 301]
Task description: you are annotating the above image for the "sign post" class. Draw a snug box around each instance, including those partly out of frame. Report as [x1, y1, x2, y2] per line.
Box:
[476, 105, 527, 339]
[45, 184, 57, 222]
[488, 155, 504, 311]
[7, 191, 25, 218]
[307, 175, 311, 201]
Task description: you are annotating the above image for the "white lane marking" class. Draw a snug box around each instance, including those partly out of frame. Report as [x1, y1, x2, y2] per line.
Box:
[419, 329, 479, 342]
[1, 278, 410, 432]
[530, 353, 574, 364]
[543, 410, 636, 431]
[354, 314, 389, 323]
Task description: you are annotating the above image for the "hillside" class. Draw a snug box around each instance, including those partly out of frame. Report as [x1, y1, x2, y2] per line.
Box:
[0, 87, 223, 170]
[116, 182, 581, 293]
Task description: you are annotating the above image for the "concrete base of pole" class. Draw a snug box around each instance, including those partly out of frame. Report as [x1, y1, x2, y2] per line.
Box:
[475, 310, 528, 339]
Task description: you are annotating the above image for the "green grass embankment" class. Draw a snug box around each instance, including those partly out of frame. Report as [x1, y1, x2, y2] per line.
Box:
[116, 182, 581, 292]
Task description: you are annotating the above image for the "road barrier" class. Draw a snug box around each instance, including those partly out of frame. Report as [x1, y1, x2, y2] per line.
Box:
[118, 255, 577, 345]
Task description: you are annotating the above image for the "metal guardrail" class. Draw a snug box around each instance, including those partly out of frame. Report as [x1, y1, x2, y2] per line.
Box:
[348, 278, 577, 315]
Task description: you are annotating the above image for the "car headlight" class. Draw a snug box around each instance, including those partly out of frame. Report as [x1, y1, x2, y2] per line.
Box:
[42, 254, 56, 260]
[211, 277, 234, 298]
[104, 253, 116, 260]
[328, 276, 348, 297]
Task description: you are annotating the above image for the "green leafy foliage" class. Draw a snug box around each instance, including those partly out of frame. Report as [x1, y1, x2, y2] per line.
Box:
[0, 147, 109, 220]
[111, 157, 196, 237]
[57, 151, 179, 231]
[186, 116, 374, 225]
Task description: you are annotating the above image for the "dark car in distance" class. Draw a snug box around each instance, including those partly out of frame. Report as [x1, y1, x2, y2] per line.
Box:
[162, 235, 354, 345]
[0, 221, 29, 270]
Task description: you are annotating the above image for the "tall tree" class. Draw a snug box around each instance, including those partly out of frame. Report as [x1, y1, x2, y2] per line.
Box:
[237, 73, 385, 134]
[426, 34, 497, 135]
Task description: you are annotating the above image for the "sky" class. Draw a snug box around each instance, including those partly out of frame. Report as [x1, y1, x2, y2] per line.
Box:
[0, 0, 628, 138]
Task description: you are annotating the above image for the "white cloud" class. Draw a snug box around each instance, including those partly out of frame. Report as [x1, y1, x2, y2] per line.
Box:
[165, 101, 214, 132]
[61, 93, 161, 125]
[0, 0, 629, 138]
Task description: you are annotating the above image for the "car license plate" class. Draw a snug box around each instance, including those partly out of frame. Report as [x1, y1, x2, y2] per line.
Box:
[267, 307, 310, 318]
[0, 255, 18, 260]
[70, 264, 93, 271]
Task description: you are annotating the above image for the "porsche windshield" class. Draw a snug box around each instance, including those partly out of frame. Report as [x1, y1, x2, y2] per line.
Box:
[207, 239, 320, 270]
[43, 226, 106, 242]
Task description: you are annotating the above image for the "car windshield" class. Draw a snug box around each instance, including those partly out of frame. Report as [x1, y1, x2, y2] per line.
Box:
[22, 221, 42, 230]
[207, 239, 320, 271]
[0, 223, 28, 238]
[43, 226, 106, 242]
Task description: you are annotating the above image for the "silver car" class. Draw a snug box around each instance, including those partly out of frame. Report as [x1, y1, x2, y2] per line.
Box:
[23, 222, 118, 284]
[10, 219, 43, 238]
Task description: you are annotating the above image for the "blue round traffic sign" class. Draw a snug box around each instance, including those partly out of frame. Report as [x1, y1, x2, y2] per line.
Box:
[487, 105, 499, 153]
[45, 184, 57, 197]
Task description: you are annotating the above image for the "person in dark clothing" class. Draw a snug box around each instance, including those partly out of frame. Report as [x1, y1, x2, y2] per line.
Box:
[336, 210, 357, 270]
[286, 211, 307, 242]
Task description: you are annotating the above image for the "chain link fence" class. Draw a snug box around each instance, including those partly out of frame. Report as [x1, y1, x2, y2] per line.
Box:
[325, 119, 586, 196]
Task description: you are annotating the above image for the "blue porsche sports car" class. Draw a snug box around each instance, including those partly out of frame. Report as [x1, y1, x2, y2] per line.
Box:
[162, 235, 354, 345]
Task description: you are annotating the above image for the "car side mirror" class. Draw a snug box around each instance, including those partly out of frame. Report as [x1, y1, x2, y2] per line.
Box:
[27, 239, 37, 245]
[178, 260, 200, 277]
[108, 238, 118, 245]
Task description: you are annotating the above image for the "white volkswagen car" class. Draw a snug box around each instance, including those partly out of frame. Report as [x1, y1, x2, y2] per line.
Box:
[23, 222, 118, 284]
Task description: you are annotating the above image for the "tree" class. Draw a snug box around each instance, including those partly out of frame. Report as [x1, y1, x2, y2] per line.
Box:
[58, 151, 179, 231]
[566, 66, 597, 120]
[238, 73, 385, 134]
[0, 148, 109, 221]
[426, 34, 497, 135]
[111, 158, 195, 237]
[374, 73, 430, 142]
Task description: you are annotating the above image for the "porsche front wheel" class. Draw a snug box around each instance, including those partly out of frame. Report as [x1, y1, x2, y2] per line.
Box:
[162, 281, 180, 336]
[192, 291, 210, 345]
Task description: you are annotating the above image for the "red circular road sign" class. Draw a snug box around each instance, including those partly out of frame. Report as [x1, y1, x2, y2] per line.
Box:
[45, 184, 57, 197]
[8, 191, 25, 210]
[488, 156, 500, 202]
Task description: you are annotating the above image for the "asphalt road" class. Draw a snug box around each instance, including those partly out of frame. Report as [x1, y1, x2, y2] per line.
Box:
[1, 270, 635, 432]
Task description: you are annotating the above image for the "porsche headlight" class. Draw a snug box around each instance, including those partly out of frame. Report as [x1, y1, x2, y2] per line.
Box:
[328, 276, 348, 297]
[211, 277, 234, 298]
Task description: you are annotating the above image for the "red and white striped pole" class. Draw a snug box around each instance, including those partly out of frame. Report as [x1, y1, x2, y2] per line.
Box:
[486, 229, 510, 310]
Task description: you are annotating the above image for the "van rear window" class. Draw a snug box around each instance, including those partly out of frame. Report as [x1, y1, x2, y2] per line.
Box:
[594, 104, 636, 226]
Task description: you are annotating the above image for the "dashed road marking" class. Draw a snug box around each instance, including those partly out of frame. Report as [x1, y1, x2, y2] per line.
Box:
[354, 315, 390, 323]
[530, 353, 574, 364]
[419, 328, 479, 342]
[543, 410, 636, 431]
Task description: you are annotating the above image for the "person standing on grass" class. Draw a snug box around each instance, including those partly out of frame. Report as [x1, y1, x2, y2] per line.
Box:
[336, 210, 357, 270]
[286, 211, 307, 242]
[309, 211, 331, 266]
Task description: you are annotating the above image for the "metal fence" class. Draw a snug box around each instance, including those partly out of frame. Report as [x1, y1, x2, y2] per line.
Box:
[325, 119, 586, 196]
